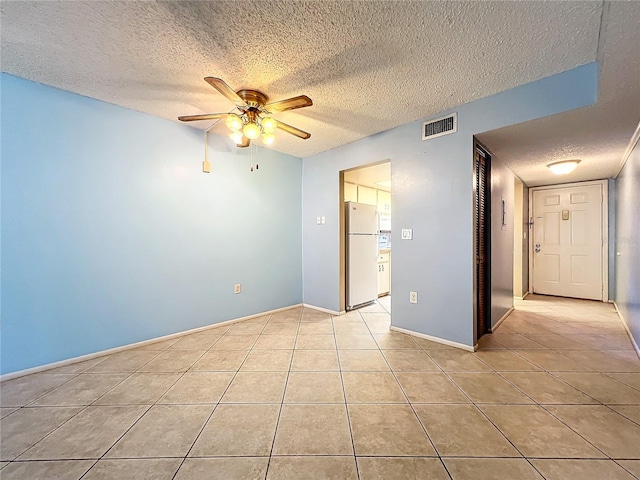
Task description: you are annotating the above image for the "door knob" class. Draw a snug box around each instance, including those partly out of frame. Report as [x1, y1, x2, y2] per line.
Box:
[535, 243, 541, 253]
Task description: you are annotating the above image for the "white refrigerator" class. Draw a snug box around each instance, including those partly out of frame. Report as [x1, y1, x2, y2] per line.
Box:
[346, 202, 379, 310]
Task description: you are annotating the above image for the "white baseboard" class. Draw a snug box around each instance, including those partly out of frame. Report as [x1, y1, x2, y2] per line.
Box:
[613, 302, 640, 360]
[514, 292, 530, 301]
[0, 303, 303, 382]
[302, 303, 340, 315]
[390, 326, 476, 352]
[490, 307, 515, 333]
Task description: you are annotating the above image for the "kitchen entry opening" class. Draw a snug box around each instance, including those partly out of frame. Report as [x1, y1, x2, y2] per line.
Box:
[339, 160, 391, 313]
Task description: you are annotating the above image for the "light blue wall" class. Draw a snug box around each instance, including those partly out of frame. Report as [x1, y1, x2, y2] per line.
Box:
[302, 63, 599, 347]
[1, 74, 303, 374]
[489, 158, 515, 329]
[615, 134, 640, 347]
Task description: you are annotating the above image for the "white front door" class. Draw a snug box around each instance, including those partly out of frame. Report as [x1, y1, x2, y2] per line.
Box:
[532, 183, 603, 300]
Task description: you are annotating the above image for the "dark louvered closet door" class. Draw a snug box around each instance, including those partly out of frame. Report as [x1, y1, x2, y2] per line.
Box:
[475, 150, 489, 339]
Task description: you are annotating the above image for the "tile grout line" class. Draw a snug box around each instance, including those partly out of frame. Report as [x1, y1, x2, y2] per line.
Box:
[8, 351, 172, 464]
[417, 339, 539, 470]
[3, 298, 639, 476]
[166, 313, 273, 480]
[360, 309, 444, 463]
[614, 459, 640, 480]
[468, 345, 608, 476]
[335, 308, 361, 480]
[69, 351, 177, 478]
[4, 345, 178, 468]
[92, 319, 259, 478]
[498, 305, 632, 464]
[263, 307, 303, 480]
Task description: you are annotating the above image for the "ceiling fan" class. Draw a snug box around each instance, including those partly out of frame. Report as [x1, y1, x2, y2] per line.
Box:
[178, 77, 312, 147]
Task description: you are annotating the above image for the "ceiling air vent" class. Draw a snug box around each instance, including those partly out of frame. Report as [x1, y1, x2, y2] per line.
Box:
[422, 113, 457, 140]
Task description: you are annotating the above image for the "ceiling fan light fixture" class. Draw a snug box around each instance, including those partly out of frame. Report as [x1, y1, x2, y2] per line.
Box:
[225, 113, 243, 131]
[262, 117, 277, 133]
[179, 77, 312, 149]
[547, 159, 581, 175]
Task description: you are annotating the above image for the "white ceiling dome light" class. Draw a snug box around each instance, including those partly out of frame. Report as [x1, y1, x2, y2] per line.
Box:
[547, 159, 581, 175]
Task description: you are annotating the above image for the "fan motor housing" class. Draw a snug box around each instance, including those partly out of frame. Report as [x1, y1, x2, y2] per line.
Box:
[237, 89, 268, 107]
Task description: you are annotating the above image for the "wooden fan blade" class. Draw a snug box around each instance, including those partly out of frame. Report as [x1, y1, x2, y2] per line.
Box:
[237, 136, 250, 148]
[276, 120, 311, 139]
[265, 95, 312, 112]
[204, 77, 243, 104]
[178, 113, 227, 122]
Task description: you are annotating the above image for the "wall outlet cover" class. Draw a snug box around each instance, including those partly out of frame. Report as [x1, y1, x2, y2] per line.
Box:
[234, 284, 241, 294]
[402, 229, 413, 240]
[409, 291, 418, 303]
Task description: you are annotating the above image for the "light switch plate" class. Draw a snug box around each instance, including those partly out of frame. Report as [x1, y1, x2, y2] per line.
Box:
[321, 216, 326, 224]
[316, 216, 321, 225]
[402, 229, 413, 240]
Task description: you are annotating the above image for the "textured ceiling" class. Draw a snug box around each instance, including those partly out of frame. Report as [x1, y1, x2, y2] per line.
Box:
[1, 0, 604, 163]
[478, 1, 640, 186]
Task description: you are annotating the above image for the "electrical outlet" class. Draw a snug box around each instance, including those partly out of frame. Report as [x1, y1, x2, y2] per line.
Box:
[234, 284, 241, 294]
[316, 216, 321, 225]
[321, 216, 326, 224]
[402, 229, 413, 240]
[409, 291, 418, 304]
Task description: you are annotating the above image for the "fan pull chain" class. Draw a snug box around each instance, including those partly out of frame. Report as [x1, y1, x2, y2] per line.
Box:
[249, 143, 259, 172]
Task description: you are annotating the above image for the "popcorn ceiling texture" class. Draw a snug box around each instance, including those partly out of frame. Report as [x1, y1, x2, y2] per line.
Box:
[478, 2, 640, 187]
[1, 1, 636, 184]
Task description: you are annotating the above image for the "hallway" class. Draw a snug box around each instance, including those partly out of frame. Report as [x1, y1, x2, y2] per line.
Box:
[1, 295, 639, 479]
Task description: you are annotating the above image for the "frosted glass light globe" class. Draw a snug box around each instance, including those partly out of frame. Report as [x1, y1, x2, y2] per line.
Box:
[262, 133, 275, 145]
[262, 117, 277, 133]
[230, 131, 244, 144]
[225, 114, 243, 131]
[243, 122, 261, 140]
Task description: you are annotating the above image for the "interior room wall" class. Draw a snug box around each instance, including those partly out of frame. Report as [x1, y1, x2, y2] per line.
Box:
[302, 62, 598, 348]
[1, 74, 303, 375]
[615, 132, 640, 349]
[490, 158, 515, 329]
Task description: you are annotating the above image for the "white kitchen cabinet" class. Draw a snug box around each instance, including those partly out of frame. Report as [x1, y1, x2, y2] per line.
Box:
[377, 251, 390, 296]
[357, 185, 377, 206]
[344, 182, 358, 202]
[377, 190, 391, 214]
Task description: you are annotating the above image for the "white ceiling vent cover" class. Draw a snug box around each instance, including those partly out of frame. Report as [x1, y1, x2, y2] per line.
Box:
[422, 113, 457, 140]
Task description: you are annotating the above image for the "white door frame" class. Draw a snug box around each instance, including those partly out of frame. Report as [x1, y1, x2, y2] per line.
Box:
[528, 179, 609, 302]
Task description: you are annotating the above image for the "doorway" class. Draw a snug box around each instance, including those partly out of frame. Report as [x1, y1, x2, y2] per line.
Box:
[530, 180, 608, 301]
[339, 160, 391, 313]
[474, 145, 491, 341]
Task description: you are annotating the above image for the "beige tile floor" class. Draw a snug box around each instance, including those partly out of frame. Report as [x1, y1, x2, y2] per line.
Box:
[1, 294, 640, 479]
